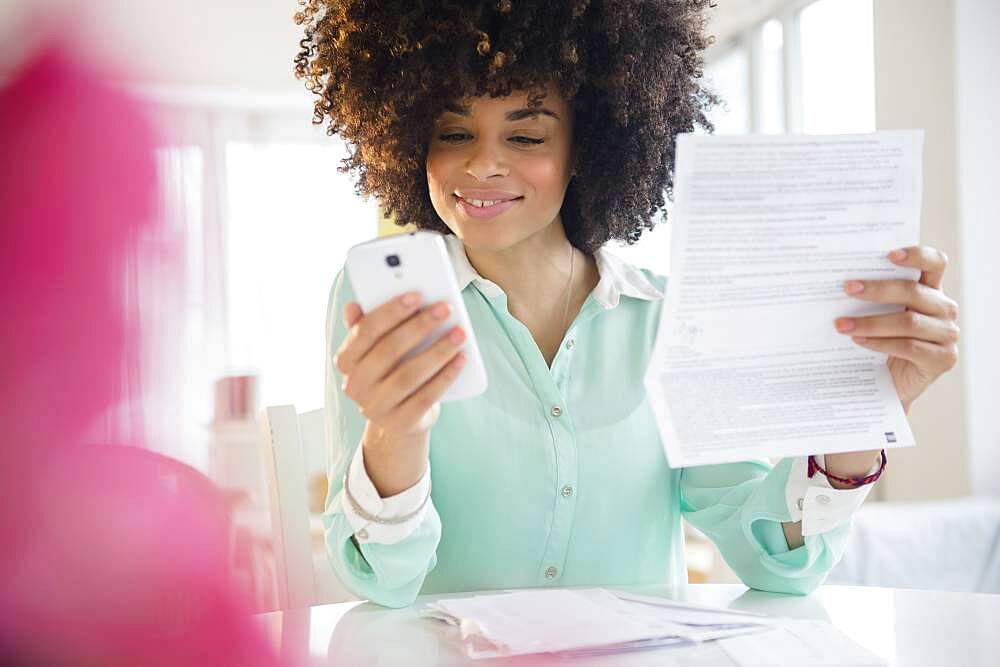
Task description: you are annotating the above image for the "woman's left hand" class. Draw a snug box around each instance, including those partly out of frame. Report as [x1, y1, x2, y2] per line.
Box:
[834, 246, 960, 413]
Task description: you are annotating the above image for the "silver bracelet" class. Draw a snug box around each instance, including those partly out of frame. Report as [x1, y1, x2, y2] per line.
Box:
[342, 468, 432, 525]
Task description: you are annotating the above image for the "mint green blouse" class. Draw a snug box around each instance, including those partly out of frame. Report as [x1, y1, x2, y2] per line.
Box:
[322, 235, 852, 609]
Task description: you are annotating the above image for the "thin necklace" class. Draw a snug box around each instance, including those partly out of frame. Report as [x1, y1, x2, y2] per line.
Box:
[561, 243, 575, 332]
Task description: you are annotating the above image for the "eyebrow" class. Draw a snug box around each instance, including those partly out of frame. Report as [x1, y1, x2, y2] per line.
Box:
[442, 103, 561, 122]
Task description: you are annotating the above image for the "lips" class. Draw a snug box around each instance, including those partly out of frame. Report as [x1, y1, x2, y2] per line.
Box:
[454, 193, 523, 220]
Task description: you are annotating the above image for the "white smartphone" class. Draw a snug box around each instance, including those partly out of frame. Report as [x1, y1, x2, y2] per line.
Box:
[344, 230, 488, 402]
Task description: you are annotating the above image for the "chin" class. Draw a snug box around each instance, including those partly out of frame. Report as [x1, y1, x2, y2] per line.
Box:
[449, 220, 540, 253]
[448, 223, 510, 250]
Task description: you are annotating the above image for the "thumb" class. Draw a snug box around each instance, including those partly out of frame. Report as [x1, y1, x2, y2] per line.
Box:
[343, 302, 363, 328]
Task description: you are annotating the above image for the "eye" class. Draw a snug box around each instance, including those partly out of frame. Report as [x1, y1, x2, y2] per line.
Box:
[438, 132, 545, 145]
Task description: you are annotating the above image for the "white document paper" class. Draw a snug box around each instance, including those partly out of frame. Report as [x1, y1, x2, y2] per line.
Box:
[418, 588, 880, 662]
[644, 131, 922, 467]
[419, 588, 776, 659]
[420, 589, 665, 657]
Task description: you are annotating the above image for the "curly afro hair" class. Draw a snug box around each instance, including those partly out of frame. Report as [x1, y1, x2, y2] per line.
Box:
[294, 0, 719, 253]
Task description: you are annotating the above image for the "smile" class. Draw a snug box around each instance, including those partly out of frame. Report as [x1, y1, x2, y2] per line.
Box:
[454, 194, 523, 220]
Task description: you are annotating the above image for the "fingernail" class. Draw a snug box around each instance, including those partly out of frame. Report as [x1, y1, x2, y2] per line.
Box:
[449, 326, 465, 343]
[845, 281, 864, 294]
[889, 249, 907, 261]
[402, 292, 419, 306]
[836, 318, 855, 332]
[432, 302, 450, 319]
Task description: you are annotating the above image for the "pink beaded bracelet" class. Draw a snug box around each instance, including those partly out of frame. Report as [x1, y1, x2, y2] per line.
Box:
[808, 449, 887, 488]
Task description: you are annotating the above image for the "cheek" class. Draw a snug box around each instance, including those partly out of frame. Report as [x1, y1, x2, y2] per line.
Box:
[425, 147, 460, 178]
[521, 157, 567, 193]
[425, 155, 448, 197]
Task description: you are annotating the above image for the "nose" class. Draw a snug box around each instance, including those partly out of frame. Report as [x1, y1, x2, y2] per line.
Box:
[464, 138, 509, 179]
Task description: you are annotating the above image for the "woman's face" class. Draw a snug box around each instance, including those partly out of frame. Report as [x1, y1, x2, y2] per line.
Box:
[425, 81, 575, 251]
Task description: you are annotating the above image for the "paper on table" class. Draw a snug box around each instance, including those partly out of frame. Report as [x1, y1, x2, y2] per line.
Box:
[421, 589, 668, 657]
[612, 590, 780, 626]
[418, 588, 776, 659]
[592, 589, 778, 643]
[644, 131, 922, 467]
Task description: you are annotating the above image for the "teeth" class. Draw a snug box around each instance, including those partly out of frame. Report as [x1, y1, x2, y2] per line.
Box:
[459, 196, 509, 207]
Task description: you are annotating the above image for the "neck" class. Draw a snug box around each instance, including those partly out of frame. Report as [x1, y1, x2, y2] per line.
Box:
[463, 219, 582, 312]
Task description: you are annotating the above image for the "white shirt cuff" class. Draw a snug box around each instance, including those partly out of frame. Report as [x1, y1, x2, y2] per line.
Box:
[785, 455, 879, 537]
[341, 443, 430, 546]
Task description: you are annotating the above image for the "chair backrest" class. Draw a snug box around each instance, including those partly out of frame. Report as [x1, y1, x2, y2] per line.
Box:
[260, 405, 357, 610]
[297, 408, 328, 491]
[260, 405, 317, 610]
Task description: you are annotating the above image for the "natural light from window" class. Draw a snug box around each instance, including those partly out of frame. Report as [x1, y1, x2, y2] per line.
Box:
[756, 18, 785, 134]
[703, 47, 751, 135]
[225, 141, 379, 412]
[800, 0, 875, 133]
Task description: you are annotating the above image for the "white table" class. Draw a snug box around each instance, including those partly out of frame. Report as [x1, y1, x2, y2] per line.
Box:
[254, 584, 999, 665]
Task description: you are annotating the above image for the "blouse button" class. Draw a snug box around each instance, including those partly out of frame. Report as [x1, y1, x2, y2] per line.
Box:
[551, 406, 562, 417]
[816, 494, 832, 505]
[796, 497, 804, 511]
[357, 528, 369, 540]
[565, 338, 575, 350]
[561, 485, 574, 498]
[545, 566, 558, 579]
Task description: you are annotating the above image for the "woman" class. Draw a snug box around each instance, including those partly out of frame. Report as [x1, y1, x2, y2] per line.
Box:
[294, 1, 960, 608]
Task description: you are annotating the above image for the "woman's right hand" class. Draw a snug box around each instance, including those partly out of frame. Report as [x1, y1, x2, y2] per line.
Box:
[333, 291, 467, 441]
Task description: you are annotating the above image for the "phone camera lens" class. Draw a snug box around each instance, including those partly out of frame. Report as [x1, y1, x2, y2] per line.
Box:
[386, 254, 401, 267]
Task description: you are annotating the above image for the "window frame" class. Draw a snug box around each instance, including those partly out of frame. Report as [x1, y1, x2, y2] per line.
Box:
[705, 0, 843, 135]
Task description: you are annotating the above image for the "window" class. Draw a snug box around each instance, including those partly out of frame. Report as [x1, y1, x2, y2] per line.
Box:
[755, 19, 786, 134]
[703, 0, 875, 135]
[703, 46, 752, 135]
[145, 108, 378, 468]
[224, 141, 378, 410]
[799, 0, 875, 134]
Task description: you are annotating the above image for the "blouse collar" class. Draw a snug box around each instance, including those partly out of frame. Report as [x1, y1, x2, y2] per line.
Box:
[442, 232, 664, 309]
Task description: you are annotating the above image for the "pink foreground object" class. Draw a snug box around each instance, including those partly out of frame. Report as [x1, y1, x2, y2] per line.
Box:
[0, 41, 280, 666]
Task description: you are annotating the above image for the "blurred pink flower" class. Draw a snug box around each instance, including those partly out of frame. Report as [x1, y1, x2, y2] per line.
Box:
[0, 37, 280, 667]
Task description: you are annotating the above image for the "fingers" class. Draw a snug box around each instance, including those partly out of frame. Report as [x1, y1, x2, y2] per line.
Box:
[334, 292, 422, 375]
[843, 278, 959, 321]
[850, 336, 959, 374]
[843, 247, 961, 391]
[363, 325, 467, 423]
[835, 309, 960, 346]
[887, 245, 949, 290]
[346, 301, 455, 400]
[381, 352, 467, 434]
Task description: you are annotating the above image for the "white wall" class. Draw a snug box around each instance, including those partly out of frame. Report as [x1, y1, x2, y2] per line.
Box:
[873, 0, 968, 500]
[956, 0, 1000, 497]
[872, 0, 1000, 500]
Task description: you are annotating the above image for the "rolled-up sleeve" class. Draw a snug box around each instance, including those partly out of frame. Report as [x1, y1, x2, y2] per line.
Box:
[321, 267, 441, 608]
[679, 456, 870, 595]
[341, 443, 432, 545]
